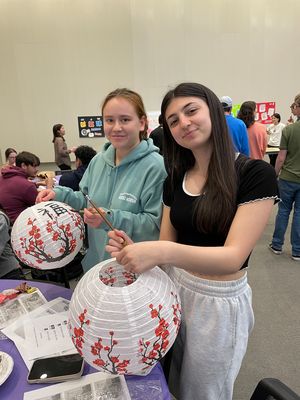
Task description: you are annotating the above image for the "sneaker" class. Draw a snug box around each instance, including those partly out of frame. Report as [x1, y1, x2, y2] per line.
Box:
[292, 255, 300, 261]
[268, 244, 282, 255]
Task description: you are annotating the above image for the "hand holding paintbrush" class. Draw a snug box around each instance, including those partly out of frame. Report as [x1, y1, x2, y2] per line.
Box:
[81, 190, 127, 247]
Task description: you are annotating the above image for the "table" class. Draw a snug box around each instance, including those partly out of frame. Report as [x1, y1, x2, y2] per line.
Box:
[265, 147, 280, 155]
[0, 280, 171, 400]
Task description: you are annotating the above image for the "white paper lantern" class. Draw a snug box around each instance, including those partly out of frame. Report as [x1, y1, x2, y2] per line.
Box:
[11, 201, 85, 270]
[68, 258, 181, 376]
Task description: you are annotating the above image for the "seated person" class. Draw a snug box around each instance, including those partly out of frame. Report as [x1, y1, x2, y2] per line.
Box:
[0, 206, 23, 279]
[59, 145, 97, 191]
[1, 148, 17, 172]
[0, 151, 40, 224]
[149, 115, 164, 155]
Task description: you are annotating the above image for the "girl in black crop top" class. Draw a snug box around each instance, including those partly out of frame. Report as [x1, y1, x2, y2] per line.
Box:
[106, 83, 279, 400]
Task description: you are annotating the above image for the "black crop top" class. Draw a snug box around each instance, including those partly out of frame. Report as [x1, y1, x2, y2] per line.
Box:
[163, 155, 279, 269]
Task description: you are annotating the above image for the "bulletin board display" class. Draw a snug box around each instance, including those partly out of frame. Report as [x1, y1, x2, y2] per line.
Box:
[231, 102, 276, 124]
[255, 102, 276, 124]
[78, 116, 104, 138]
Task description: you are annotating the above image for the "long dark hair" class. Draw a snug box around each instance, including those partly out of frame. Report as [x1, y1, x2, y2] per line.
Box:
[52, 124, 64, 143]
[161, 82, 237, 235]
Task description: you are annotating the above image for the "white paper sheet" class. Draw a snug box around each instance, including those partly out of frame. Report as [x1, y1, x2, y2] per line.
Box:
[24, 313, 75, 360]
[23, 371, 132, 400]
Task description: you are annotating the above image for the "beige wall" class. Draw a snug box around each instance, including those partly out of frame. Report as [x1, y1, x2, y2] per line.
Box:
[0, 0, 299, 162]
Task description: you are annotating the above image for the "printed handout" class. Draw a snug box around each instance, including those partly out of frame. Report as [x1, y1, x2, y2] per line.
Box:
[23, 371, 131, 400]
[0, 289, 47, 329]
[24, 313, 74, 360]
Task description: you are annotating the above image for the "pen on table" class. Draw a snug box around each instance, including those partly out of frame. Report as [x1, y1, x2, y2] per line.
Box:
[80, 190, 127, 247]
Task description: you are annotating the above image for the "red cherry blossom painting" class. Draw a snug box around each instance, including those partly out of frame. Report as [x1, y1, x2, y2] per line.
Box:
[11, 202, 85, 269]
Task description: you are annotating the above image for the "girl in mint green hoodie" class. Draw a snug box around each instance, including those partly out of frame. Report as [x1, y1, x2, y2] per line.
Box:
[36, 89, 166, 272]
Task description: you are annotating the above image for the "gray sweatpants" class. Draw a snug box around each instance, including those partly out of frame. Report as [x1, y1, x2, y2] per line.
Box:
[167, 267, 254, 400]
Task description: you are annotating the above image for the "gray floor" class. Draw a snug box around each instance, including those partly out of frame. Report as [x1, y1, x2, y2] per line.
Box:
[69, 207, 299, 400]
[233, 207, 300, 399]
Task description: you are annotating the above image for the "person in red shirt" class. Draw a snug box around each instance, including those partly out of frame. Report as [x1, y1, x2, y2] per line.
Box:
[0, 151, 39, 224]
[238, 101, 267, 159]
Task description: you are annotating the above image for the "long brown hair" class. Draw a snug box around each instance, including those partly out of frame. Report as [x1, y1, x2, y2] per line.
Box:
[101, 88, 148, 140]
[52, 124, 64, 143]
[161, 82, 237, 235]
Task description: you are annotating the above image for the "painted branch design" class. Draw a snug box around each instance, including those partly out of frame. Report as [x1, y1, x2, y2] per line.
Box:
[70, 308, 90, 356]
[17, 212, 84, 265]
[91, 331, 130, 374]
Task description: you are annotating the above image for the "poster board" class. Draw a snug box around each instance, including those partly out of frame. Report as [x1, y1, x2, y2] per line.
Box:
[255, 102, 276, 124]
[78, 116, 104, 138]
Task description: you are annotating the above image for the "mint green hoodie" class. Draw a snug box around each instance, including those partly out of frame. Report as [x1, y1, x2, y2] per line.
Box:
[54, 139, 167, 272]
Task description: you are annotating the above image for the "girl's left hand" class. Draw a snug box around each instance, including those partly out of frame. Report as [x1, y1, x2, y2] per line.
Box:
[112, 241, 162, 274]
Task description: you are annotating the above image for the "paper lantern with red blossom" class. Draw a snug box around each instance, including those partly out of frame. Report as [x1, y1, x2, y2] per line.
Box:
[11, 201, 85, 270]
[68, 258, 181, 376]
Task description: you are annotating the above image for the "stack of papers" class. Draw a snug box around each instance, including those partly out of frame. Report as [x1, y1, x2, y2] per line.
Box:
[2, 297, 74, 369]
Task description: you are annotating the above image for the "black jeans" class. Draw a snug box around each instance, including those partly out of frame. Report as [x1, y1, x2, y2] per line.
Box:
[269, 154, 278, 167]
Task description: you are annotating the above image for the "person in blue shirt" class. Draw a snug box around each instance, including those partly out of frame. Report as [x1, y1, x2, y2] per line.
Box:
[59, 145, 97, 191]
[220, 96, 250, 156]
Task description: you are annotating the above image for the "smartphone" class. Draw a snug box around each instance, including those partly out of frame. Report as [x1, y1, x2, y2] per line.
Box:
[27, 353, 84, 384]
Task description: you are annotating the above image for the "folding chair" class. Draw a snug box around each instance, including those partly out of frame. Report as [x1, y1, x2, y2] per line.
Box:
[250, 378, 300, 400]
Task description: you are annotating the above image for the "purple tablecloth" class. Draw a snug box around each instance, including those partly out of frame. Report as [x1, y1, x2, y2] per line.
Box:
[0, 279, 170, 400]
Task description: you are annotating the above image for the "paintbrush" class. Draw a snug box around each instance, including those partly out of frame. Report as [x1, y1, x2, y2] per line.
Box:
[81, 190, 127, 246]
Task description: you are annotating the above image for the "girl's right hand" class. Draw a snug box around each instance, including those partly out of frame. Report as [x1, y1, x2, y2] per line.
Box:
[36, 189, 56, 203]
[84, 207, 106, 228]
[106, 229, 133, 256]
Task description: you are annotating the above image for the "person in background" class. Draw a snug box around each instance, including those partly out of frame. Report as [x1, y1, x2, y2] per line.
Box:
[220, 96, 250, 156]
[52, 123, 75, 170]
[269, 94, 300, 260]
[105, 82, 278, 400]
[287, 103, 297, 125]
[59, 145, 97, 191]
[37, 88, 167, 272]
[287, 98, 300, 125]
[0, 205, 23, 279]
[267, 113, 285, 167]
[238, 101, 267, 159]
[1, 148, 17, 172]
[0, 151, 39, 224]
[149, 114, 164, 155]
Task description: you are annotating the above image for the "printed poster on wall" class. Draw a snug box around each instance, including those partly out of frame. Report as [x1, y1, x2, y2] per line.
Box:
[255, 102, 276, 124]
[78, 116, 104, 138]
